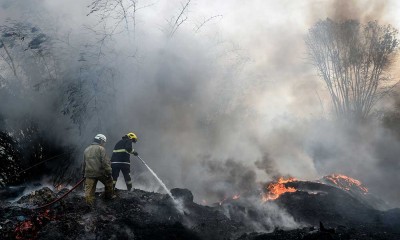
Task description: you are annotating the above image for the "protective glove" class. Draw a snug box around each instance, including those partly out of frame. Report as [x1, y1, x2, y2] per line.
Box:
[132, 151, 139, 156]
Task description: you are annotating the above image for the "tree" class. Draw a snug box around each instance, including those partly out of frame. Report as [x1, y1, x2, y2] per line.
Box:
[305, 19, 399, 120]
[0, 22, 53, 84]
[0, 20, 116, 186]
[0, 131, 22, 187]
[87, 0, 156, 39]
[383, 92, 400, 138]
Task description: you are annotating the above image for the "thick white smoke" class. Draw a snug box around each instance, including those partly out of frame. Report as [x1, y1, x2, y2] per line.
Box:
[1, 0, 400, 214]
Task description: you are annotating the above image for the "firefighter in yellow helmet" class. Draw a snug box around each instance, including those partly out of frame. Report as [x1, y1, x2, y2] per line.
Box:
[111, 132, 138, 191]
[83, 134, 114, 205]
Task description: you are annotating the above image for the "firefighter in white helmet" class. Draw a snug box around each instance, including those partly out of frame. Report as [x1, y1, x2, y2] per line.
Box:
[83, 134, 114, 205]
[111, 132, 138, 191]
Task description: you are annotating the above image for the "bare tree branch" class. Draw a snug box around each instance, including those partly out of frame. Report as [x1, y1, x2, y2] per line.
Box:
[305, 19, 399, 120]
[87, 0, 156, 38]
[194, 15, 223, 33]
[0, 40, 18, 78]
[168, 0, 191, 37]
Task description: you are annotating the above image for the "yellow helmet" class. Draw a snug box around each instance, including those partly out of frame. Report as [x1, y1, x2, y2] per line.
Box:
[126, 132, 138, 142]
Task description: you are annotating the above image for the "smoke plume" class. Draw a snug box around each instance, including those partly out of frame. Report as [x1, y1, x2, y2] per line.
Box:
[1, 0, 400, 223]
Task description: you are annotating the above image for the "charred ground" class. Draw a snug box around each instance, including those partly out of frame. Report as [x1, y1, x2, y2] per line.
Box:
[1, 180, 400, 240]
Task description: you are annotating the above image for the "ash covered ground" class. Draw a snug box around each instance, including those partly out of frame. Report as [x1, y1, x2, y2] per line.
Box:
[1, 180, 400, 240]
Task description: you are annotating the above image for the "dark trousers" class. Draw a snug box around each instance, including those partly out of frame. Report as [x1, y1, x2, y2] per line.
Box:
[112, 163, 132, 190]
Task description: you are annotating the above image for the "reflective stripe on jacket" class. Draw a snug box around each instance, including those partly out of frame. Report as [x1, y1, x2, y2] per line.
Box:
[83, 142, 111, 178]
[111, 138, 133, 164]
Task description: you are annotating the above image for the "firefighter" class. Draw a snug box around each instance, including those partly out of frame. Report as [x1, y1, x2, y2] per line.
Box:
[83, 134, 114, 205]
[111, 132, 139, 191]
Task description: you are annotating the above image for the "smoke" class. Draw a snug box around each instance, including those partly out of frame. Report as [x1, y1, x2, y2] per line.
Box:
[255, 153, 277, 177]
[221, 197, 301, 232]
[0, 0, 400, 229]
[193, 157, 258, 202]
[329, 0, 389, 23]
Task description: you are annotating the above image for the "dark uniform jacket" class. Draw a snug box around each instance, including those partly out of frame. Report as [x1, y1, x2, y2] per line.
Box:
[111, 137, 133, 164]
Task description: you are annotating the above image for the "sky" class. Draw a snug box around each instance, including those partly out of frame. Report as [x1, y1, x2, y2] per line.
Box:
[1, 0, 400, 208]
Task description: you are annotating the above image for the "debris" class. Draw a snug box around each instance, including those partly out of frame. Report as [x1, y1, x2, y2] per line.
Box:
[171, 188, 193, 203]
[0, 186, 26, 200]
[0, 185, 399, 240]
[320, 221, 335, 234]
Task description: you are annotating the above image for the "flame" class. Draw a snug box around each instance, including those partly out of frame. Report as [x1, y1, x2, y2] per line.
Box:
[219, 196, 227, 205]
[14, 209, 55, 240]
[262, 177, 297, 201]
[323, 174, 368, 193]
[218, 193, 241, 205]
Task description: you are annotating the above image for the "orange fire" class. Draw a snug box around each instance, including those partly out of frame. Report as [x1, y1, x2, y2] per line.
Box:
[323, 174, 368, 193]
[262, 177, 297, 201]
[218, 193, 241, 205]
[15, 209, 55, 239]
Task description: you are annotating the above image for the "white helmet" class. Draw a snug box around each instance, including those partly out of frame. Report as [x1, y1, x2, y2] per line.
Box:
[94, 134, 107, 143]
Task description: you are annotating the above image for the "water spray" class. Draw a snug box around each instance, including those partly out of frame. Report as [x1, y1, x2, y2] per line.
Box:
[136, 155, 186, 214]
[136, 155, 176, 201]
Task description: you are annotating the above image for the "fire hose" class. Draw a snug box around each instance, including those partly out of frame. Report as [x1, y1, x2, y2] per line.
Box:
[34, 178, 85, 210]
[0, 152, 71, 190]
[16, 152, 71, 176]
[33, 155, 166, 209]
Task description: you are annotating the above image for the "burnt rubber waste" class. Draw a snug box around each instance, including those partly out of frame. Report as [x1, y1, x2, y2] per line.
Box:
[1, 180, 400, 240]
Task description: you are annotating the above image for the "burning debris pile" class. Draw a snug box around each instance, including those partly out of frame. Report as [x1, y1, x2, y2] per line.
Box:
[262, 177, 297, 201]
[319, 174, 389, 211]
[218, 174, 400, 239]
[321, 174, 368, 194]
[0, 187, 249, 240]
[1, 174, 400, 240]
